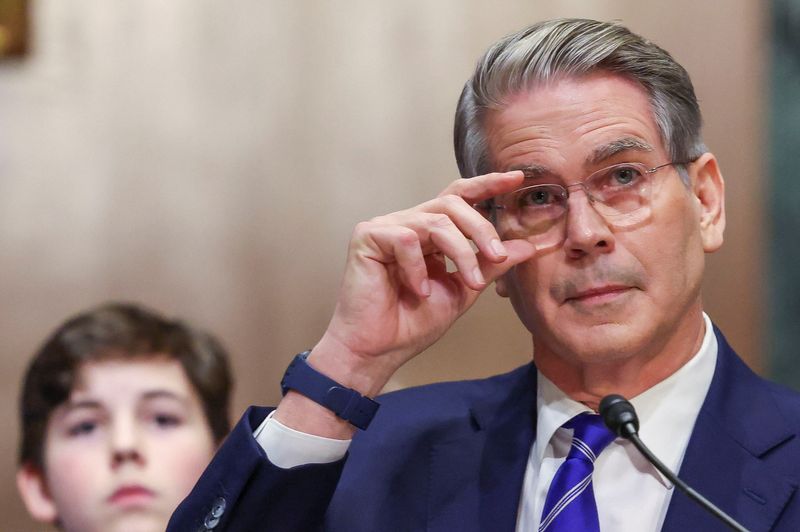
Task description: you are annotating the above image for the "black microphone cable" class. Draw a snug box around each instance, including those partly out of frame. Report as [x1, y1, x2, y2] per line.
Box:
[599, 394, 749, 532]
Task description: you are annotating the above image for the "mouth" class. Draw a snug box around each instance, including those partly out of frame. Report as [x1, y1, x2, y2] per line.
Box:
[565, 285, 633, 305]
[107, 485, 155, 507]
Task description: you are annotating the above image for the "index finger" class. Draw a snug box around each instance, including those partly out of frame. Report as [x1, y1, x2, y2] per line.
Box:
[436, 170, 524, 204]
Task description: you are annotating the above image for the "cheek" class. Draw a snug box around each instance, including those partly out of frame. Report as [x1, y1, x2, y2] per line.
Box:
[150, 430, 215, 499]
[641, 204, 704, 287]
[44, 446, 106, 521]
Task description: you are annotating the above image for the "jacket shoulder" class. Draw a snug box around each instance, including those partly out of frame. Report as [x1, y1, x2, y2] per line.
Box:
[366, 363, 534, 434]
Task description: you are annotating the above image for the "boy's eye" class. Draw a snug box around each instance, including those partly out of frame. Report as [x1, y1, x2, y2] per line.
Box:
[153, 413, 182, 428]
[67, 420, 98, 437]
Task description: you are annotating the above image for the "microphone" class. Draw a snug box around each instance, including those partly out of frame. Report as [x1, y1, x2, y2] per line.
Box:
[599, 394, 749, 532]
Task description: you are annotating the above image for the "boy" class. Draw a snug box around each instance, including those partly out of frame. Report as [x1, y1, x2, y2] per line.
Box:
[16, 302, 233, 532]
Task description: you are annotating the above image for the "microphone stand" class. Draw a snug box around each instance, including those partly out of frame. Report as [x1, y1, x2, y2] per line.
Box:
[599, 394, 749, 532]
[626, 432, 748, 532]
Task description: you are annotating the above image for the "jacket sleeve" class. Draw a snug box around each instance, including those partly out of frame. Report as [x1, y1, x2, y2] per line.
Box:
[167, 406, 346, 532]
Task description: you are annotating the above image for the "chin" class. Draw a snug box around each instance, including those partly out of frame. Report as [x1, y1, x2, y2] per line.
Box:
[105, 511, 166, 532]
[541, 318, 652, 364]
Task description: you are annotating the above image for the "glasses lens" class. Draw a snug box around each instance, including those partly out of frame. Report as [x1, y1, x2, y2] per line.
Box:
[585, 164, 652, 223]
[473, 199, 493, 221]
[494, 184, 567, 247]
[489, 163, 661, 248]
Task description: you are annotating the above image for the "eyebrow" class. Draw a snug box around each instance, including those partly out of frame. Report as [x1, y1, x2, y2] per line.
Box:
[141, 390, 189, 404]
[505, 137, 656, 181]
[588, 137, 654, 165]
[508, 163, 553, 180]
[62, 390, 187, 412]
[61, 400, 103, 413]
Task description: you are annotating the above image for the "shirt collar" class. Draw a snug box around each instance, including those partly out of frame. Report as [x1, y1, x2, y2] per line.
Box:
[535, 313, 718, 487]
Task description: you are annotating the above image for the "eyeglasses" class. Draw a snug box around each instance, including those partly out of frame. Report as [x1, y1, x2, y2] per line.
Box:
[481, 162, 685, 248]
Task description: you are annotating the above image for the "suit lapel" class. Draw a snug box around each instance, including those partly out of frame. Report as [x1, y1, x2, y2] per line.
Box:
[425, 328, 799, 532]
[662, 327, 797, 532]
[427, 364, 537, 532]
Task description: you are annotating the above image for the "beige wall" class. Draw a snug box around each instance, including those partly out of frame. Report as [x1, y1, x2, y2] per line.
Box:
[0, 1, 766, 530]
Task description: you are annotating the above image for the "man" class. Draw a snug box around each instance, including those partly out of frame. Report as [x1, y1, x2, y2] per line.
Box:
[170, 18, 800, 532]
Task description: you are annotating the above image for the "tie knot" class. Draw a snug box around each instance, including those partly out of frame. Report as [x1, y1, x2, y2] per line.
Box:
[563, 412, 616, 463]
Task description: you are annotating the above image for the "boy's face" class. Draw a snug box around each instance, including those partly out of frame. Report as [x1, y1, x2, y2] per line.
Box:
[17, 357, 217, 532]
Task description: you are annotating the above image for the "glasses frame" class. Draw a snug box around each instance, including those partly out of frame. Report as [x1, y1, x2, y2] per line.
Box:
[486, 161, 688, 225]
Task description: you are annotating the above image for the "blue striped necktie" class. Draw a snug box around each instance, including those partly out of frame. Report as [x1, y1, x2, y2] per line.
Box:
[539, 412, 616, 532]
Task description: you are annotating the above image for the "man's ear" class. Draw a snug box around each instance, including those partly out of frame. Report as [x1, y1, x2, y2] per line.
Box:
[16, 464, 58, 523]
[690, 153, 726, 253]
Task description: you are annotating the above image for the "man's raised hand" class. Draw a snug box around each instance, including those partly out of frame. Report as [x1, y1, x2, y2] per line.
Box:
[275, 171, 536, 437]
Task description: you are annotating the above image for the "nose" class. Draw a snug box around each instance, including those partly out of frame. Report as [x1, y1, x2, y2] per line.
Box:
[562, 188, 615, 259]
[110, 416, 145, 468]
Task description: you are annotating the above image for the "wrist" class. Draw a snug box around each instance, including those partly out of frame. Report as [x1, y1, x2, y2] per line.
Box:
[280, 351, 380, 430]
[307, 335, 396, 397]
[274, 392, 357, 439]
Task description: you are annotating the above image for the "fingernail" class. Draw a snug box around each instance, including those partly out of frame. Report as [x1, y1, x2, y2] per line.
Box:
[491, 239, 507, 257]
[473, 267, 485, 285]
[420, 279, 431, 297]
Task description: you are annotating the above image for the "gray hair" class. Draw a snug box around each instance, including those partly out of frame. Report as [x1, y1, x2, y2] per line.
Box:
[454, 18, 707, 180]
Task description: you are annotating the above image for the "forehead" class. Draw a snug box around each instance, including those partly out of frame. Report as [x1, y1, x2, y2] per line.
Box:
[69, 356, 194, 403]
[484, 72, 666, 171]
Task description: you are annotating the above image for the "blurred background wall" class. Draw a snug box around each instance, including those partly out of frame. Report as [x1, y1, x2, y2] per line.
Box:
[0, 1, 782, 529]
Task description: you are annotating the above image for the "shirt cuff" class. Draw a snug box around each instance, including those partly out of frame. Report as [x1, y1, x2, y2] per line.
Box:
[253, 411, 351, 469]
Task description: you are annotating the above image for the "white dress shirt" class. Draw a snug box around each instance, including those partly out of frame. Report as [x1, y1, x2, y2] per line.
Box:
[517, 313, 717, 531]
[257, 314, 718, 531]
[253, 410, 351, 468]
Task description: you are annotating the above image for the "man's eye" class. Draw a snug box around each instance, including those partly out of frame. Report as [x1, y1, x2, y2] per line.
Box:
[67, 420, 97, 437]
[610, 166, 642, 185]
[519, 188, 553, 206]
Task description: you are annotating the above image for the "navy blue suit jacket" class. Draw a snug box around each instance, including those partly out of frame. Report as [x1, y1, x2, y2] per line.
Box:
[170, 328, 800, 531]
